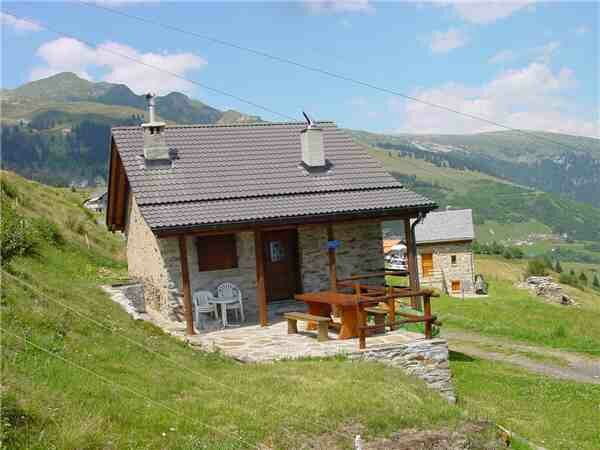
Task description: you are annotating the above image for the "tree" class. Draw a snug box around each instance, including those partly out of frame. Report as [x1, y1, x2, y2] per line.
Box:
[579, 271, 588, 284]
[570, 269, 576, 276]
[593, 274, 600, 290]
[555, 260, 563, 273]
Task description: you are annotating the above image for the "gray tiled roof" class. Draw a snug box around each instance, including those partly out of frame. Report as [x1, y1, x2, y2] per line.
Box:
[414, 209, 475, 244]
[112, 121, 436, 230]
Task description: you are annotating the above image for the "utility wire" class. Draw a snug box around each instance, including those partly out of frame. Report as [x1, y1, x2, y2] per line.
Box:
[78, 0, 598, 154]
[3, 329, 256, 449]
[2, 271, 361, 446]
[0, 9, 296, 123]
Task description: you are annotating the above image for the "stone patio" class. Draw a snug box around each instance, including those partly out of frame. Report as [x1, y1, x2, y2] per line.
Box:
[104, 284, 456, 402]
[188, 320, 424, 362]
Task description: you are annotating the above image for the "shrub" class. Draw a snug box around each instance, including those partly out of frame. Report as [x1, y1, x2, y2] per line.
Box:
[559, 272, 580, 289]
[33, 217, 64, 247]
[593, 274, 600, 290]
[578, 271, 588, 285]
[1, 178, 18, 199]
[554, 260, 563, 273]
[525, 258, 548, 277]
[0, 203, 39, 265]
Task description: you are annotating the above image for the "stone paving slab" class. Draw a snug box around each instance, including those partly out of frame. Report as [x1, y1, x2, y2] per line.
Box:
[189, 321, 425, 362]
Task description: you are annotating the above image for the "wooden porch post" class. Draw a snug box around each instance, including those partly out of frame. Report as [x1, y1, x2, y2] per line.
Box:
[404, 218, 420, 309]
[178, 235, 195, 335]
[254, 229, 268, 327]
[327, 224, 337, 292]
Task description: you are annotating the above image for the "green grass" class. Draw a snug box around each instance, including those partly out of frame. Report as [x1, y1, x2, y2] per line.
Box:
[430, 254, 600, 356]
[475, 219, 552, 243]
[451, 352, 600, 450]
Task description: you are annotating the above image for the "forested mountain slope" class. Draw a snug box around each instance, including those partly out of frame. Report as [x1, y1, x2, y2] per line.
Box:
[1, 72, 260, 186]
[352, 129, 600, 208]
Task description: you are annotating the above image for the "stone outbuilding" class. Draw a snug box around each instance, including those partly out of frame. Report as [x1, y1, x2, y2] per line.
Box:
[105, 100, 437, 333]
[414, 209, 476, 296]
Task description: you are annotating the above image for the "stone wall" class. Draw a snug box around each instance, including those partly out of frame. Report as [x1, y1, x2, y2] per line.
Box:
[125, 204, 385, 325]
[350, 338, 455, 403]
[416, 242, 475, 295]
[125, 196, 179, 320]
[298, 222, 384, 292]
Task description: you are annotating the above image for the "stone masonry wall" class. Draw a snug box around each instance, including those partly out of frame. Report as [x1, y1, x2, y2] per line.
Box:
[417, 242, 475, 295]
[125, 208, 384, 325]
[125, 196, 179, 320]
[298, 222, 384, 292]
[350, 338, 455, 403]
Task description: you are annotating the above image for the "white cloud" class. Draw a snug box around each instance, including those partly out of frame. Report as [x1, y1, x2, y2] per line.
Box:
[575, 25, 589, 36]
[392, 61, 597, 138]
[426, 28, 468, 53]
[488, 50, 515, 64]
[0, 12, 42, 33]
[304, 0, 374, 14]
[449, 1, 535, 24]
[534, 40, 560, 63]
[30, 37, 206, 95]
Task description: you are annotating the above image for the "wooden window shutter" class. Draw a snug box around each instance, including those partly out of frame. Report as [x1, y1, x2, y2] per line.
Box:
[421, 253, 433, 277]
[196, 234, 238, 271]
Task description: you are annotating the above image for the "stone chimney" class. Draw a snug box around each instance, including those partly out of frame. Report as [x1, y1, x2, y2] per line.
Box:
[141, 93, 170, 166]
[300, 112, 325, 168]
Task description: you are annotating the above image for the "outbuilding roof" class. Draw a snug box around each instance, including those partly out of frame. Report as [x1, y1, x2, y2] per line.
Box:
[110, 121, 436, 231]
[414, 209, 475, 244]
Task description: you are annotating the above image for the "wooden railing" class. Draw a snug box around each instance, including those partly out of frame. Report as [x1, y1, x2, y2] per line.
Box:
[337, 272, 440, 349]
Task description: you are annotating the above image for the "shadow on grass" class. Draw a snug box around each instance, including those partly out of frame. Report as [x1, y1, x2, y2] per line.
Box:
[449, 351, 475, 362]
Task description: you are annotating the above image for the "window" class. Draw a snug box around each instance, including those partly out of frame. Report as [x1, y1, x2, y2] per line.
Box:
[269, 240, 286, 262]
[451, 255, 457, 265]
[196, 234, 238, 271]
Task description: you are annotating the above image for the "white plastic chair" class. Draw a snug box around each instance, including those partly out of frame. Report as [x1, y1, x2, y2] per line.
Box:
[192, 290, 218, 328]
[216, 282, 245, 324]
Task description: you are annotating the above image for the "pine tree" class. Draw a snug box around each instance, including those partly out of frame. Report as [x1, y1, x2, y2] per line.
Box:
[579, 271, 588, 284]
[555, 260, 563, 273]
[593, 274, 600, 290]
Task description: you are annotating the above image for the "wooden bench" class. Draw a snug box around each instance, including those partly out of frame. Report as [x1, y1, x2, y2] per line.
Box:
[284, 312, 331, 342]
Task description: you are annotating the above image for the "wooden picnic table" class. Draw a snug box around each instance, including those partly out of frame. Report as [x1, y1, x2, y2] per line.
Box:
[294, 291, 379, 339]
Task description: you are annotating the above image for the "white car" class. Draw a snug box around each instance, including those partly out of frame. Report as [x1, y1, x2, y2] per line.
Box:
[385, 243, 408, 274]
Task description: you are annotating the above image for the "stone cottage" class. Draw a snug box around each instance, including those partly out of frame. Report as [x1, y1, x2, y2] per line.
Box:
[106, 98, 436, 334]
[414, 209, 476, 296]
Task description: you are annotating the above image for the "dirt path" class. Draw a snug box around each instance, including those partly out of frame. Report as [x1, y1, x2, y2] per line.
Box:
[441, 329, 600, 384]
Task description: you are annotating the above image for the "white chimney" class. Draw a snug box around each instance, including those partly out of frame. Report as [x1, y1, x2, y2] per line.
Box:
[300, 112, 325, 168]
[141, 93, 170, 165]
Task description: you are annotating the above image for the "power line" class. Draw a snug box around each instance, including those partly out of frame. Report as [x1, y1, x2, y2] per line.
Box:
[77, 0, 598, 154]
[0, 9, 296, 123]
[3, 329, 256, 448]
[2, 271, 360, 446]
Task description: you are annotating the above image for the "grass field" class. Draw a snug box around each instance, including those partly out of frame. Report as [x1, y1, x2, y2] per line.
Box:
[450, 353, 600, 450]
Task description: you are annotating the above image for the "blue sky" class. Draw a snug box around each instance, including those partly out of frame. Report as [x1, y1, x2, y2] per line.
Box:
[1, 1, 598, 136]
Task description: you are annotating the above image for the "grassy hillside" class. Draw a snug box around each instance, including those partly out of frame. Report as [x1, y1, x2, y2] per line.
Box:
[371, 148, 600, 252]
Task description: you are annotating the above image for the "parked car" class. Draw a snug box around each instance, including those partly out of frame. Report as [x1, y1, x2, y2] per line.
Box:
[385, 243, 408, 274]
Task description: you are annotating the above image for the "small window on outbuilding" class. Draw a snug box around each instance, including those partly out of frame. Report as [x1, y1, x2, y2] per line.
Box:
[451, 255, 457, 265]
[196, 234, 238, 271]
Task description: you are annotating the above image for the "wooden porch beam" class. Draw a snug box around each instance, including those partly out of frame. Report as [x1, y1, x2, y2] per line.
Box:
[254, 230, 268, 327]
[178, 236, 195, 335]
[404, 218, 420, 309]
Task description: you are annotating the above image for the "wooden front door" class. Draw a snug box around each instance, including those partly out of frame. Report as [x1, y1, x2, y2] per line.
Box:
[263, 230, 299, 302]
